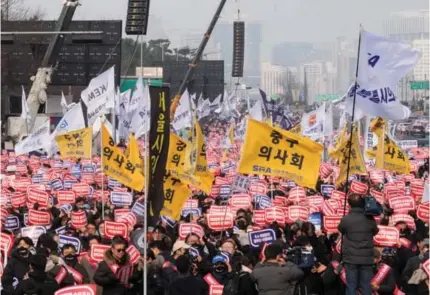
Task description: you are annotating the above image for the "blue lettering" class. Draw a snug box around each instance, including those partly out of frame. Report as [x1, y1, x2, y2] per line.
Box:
[367, 53, 380, 68]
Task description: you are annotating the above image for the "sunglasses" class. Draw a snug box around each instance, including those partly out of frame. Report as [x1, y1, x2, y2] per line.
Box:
[114, 248, 126, 253]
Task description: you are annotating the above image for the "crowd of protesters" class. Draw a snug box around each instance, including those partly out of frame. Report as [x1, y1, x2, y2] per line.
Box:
[0, 120, 429, 295]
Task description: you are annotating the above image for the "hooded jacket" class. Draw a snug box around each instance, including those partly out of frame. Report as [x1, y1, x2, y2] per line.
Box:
[93, 249, 132, 295]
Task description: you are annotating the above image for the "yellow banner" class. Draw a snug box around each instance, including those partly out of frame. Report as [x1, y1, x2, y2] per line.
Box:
[371, 117, 410, 174]
[101, 124, 144, 191]
[55, 127, 92, 159]
[167, 132, 213, 194]
[335, 126, 367, 186]
[125, 133, 144, 176]
[328, 125, 347, 159]
[238, 119, 323, 189]
[160, 173, 192, 220]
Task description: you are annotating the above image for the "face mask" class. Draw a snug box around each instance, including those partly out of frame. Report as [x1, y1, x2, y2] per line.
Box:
[18, 247, 29, 257]
[64, 254, 77, 264]
[214, 265, 226, 273]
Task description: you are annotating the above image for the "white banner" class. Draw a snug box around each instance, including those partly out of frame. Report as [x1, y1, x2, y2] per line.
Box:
[81, 66, 115, 125]
[15, 120, 50, 155]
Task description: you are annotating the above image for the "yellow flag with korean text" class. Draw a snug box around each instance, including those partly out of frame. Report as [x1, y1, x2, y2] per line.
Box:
[238, 119, 323, 189]
[160, 173, 192, 220]
[335, 126, 367, 186]
[101, 124, 144, 191]
[370, 118, 410, 174]
[328, 125, 348, 159]
[55, 127, 92, 159]
[166, 132, 213, 194]
[125, 133, 144, 176]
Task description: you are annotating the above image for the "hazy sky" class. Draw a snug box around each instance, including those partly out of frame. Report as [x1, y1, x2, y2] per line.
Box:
[26, 0, 428, 59]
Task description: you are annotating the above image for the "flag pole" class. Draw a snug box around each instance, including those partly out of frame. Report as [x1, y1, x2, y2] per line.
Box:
[342, 26, 362, 212]
[140, 33, 149, 295]
[100, 116, 105, 220]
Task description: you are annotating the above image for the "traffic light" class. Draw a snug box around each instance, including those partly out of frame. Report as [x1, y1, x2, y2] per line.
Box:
[232, 21, 244, 78]
[125, 0, 150, 35]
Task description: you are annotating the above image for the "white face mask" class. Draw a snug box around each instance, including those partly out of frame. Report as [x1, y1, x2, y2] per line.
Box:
[304, 245, 313, 252]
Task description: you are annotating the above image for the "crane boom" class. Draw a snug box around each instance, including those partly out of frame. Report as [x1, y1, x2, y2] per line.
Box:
[10, 0, 80, 140]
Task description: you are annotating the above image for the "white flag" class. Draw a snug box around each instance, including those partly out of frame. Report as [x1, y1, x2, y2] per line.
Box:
[15, 120, 50, 155]
[346, 29, 420, 121]
[324, 103, 333, 136]
[81, 66, 115, 125]
[44, 103, 86, 156]
[301, 104, 325, 140]
[130, 83, 151, 137]
[249, 99, 263, 122]
[20, 86, 30, 123]
[172, 89, 192, 131]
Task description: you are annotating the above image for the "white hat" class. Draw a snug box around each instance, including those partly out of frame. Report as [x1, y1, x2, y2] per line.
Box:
[171, 240, 190, 254]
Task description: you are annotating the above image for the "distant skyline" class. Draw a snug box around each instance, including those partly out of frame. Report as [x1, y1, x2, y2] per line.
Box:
[24, 0, 429, 60]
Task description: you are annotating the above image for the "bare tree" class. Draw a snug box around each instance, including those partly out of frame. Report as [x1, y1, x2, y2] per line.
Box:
[278, 68, 297, 106]
[1, 0, 45, 21]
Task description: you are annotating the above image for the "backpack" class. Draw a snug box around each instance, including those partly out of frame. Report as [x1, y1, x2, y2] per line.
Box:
[364, 196, 383, 216]
[222, 272, 246, 295]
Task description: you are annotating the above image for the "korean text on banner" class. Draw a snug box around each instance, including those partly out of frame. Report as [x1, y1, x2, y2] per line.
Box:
[124, 133, 144, 176]
[371, 118, 410, 174]
[335, 126, 367, 186]
[101, 123, 144, 191]
[166, 132, 213, 194]
[238, 119, 323, 189]
[55, 127, 92, 159]
[148, 86, 171, 221]
[160, 173, 191, 221]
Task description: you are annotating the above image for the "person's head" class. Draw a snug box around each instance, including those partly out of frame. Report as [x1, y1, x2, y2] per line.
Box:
[347, 193, 365, 209]
[417, 237, 429, 253]
[29, 254, 47, 272]
[86, 223, 97, 235]
[171, 240, 190, 258]
[75, 197, 85, 208]
[175, 255, 191, 275]
[152, 226, 166, 241]
[221, 239, 236, 255]
[16, 237, 34, 257]
[212, 255, 227, 273]
[61, 244, 77, 265]
[88, 235, 101, 247]
[264, 243, 283, 261]
[395, 221, 410, 235]
[111, 235, 128, 262]
[148, 240, 163, 256]
[373, 248, 381, 264]
[185, 233, 200, 247]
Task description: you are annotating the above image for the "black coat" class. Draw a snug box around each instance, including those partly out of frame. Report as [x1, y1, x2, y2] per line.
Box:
[400, 253, 429, 295]
[169, 274, 208, 295]
[13, 270, 59, 295]
[1, 251, 32, 295]
[373, 264, 396, 295]
[338, 208, 379, 265]
[321, 262, 345, 295]
[93, 249, 132, 295]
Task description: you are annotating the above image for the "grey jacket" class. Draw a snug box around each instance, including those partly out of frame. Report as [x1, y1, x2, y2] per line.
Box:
[338, 207, 379, 265]
[251, 261, 304, 295]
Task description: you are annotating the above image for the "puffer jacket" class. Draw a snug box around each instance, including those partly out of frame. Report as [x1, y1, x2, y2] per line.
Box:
[93, 249, 132, 295]
[338, 208, 379, 265]
[251, 261, 304, 295]
[1, 250, 32, 295]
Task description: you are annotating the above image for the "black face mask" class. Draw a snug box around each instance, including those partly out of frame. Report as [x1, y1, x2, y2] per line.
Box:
[17, 247, 29, 257]
[64, 254, 77, 265]
[214, 265, 227, 273]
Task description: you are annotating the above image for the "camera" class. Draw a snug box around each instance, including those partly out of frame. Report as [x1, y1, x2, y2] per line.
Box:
[285, 246, 316, 269]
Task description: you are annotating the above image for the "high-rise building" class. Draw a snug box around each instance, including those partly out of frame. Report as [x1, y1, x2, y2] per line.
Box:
[272, 42, 314, 67]
[300, 61, 336, 105]
[213, 21, 261, 89]
[260, 62, 287, 97]
[412, 39, 429, 81]
[383, 10, 429, 42]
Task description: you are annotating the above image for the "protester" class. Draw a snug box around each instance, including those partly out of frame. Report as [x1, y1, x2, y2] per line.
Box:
[168, 255, 207, 295]
[251, 243, 304, 295]
[338, 193, 379, 295]
[93, 236, 133, 295]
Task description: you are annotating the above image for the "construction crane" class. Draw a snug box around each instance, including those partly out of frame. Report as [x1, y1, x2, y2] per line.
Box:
[9, 0, 80, 141]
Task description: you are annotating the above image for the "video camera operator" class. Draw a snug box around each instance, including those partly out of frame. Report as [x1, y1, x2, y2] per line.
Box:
[252, 243, 304, 295]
